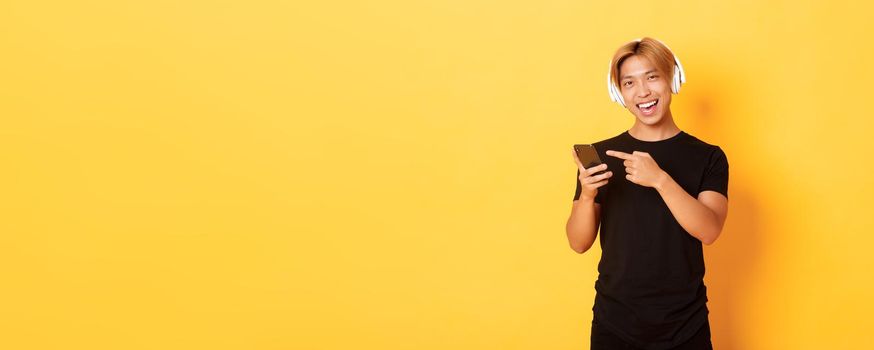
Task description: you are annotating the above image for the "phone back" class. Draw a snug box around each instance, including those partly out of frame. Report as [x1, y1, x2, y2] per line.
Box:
[573, 144, 603, 170]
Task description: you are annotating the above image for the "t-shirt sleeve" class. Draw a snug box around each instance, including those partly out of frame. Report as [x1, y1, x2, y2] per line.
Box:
[573, 168, 602, 203]
[698, 146, 729, 199]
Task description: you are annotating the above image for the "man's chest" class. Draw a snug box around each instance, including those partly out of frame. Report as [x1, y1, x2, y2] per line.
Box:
[600, 146, 707, 200]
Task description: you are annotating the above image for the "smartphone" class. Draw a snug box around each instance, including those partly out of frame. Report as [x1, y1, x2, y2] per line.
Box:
[573, 144, 605, 175]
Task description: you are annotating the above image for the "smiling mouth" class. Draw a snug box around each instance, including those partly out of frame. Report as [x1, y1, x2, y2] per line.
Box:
[637, 99, 659, 114]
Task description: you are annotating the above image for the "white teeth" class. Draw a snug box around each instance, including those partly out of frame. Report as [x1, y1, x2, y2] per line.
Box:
[638, 100, 657, 108]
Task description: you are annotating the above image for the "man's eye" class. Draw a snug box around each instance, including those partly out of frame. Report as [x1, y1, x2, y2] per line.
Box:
[624, 81, 632, 86]
[649, 75, 658, 80]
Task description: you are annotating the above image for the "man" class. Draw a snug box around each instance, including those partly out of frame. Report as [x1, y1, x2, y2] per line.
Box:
[566, 37, 729, 350]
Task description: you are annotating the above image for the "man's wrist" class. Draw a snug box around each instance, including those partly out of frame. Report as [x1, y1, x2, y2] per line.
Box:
[575, 195, 597, 205]
[655, 171, 672, 192]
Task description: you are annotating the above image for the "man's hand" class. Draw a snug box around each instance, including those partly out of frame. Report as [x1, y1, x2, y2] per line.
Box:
[606, 150, 667, 189]
[572, 149, 613, 201]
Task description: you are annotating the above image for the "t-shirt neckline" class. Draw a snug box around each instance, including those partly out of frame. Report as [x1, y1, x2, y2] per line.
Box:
[623, 129, 686, 144]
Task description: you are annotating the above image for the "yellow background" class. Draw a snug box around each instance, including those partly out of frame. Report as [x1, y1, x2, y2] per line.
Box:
[1, 0, 872, 349]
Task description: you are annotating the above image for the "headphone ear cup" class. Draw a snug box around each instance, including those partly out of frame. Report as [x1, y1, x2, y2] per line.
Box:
[672, 65, 680, 94]
[674, 56, 686, 93]
[607, 62, 620, 105]
[675, 56, 686, 84]
[612, 82, 625, 107]
[608, 72, 624, 107]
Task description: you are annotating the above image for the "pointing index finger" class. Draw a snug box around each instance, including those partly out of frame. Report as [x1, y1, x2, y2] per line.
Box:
[606, 150, 632, 160]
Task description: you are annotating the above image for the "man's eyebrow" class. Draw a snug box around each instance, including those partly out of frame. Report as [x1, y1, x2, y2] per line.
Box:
[621, 70, 657, 80]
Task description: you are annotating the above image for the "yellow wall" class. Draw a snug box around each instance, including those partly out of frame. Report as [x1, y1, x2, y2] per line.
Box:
[1, 0, 872, 349]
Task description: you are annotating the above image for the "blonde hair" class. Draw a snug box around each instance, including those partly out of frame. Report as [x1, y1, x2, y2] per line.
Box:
[610, 37, 676, 90]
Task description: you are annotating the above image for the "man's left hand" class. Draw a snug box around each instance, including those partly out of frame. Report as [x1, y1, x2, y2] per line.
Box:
[606, 150, 667, 189]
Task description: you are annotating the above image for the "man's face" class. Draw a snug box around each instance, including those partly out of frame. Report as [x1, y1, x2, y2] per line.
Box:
[618, 55, 672, 124]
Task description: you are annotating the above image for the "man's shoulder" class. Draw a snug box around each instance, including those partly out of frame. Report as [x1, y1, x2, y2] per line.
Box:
[682, 131, 714, 146]
[679, 132, 724, 154]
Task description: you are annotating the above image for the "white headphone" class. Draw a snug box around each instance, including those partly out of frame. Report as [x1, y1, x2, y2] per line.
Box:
[607, 37, 686, 108]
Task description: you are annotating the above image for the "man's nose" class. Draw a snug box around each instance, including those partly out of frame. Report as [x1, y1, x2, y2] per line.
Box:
[636, 85, 652, 98]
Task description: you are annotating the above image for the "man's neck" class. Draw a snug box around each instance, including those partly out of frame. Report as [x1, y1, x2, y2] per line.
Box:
[628, 119, 681, 142]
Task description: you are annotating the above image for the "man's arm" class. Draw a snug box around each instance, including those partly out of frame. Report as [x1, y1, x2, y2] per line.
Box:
[654, 173, 728, 245]
[566, 199, 601, 254]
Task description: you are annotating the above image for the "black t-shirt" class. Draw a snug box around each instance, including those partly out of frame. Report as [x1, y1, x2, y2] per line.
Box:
[573, 129, 729, 350]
